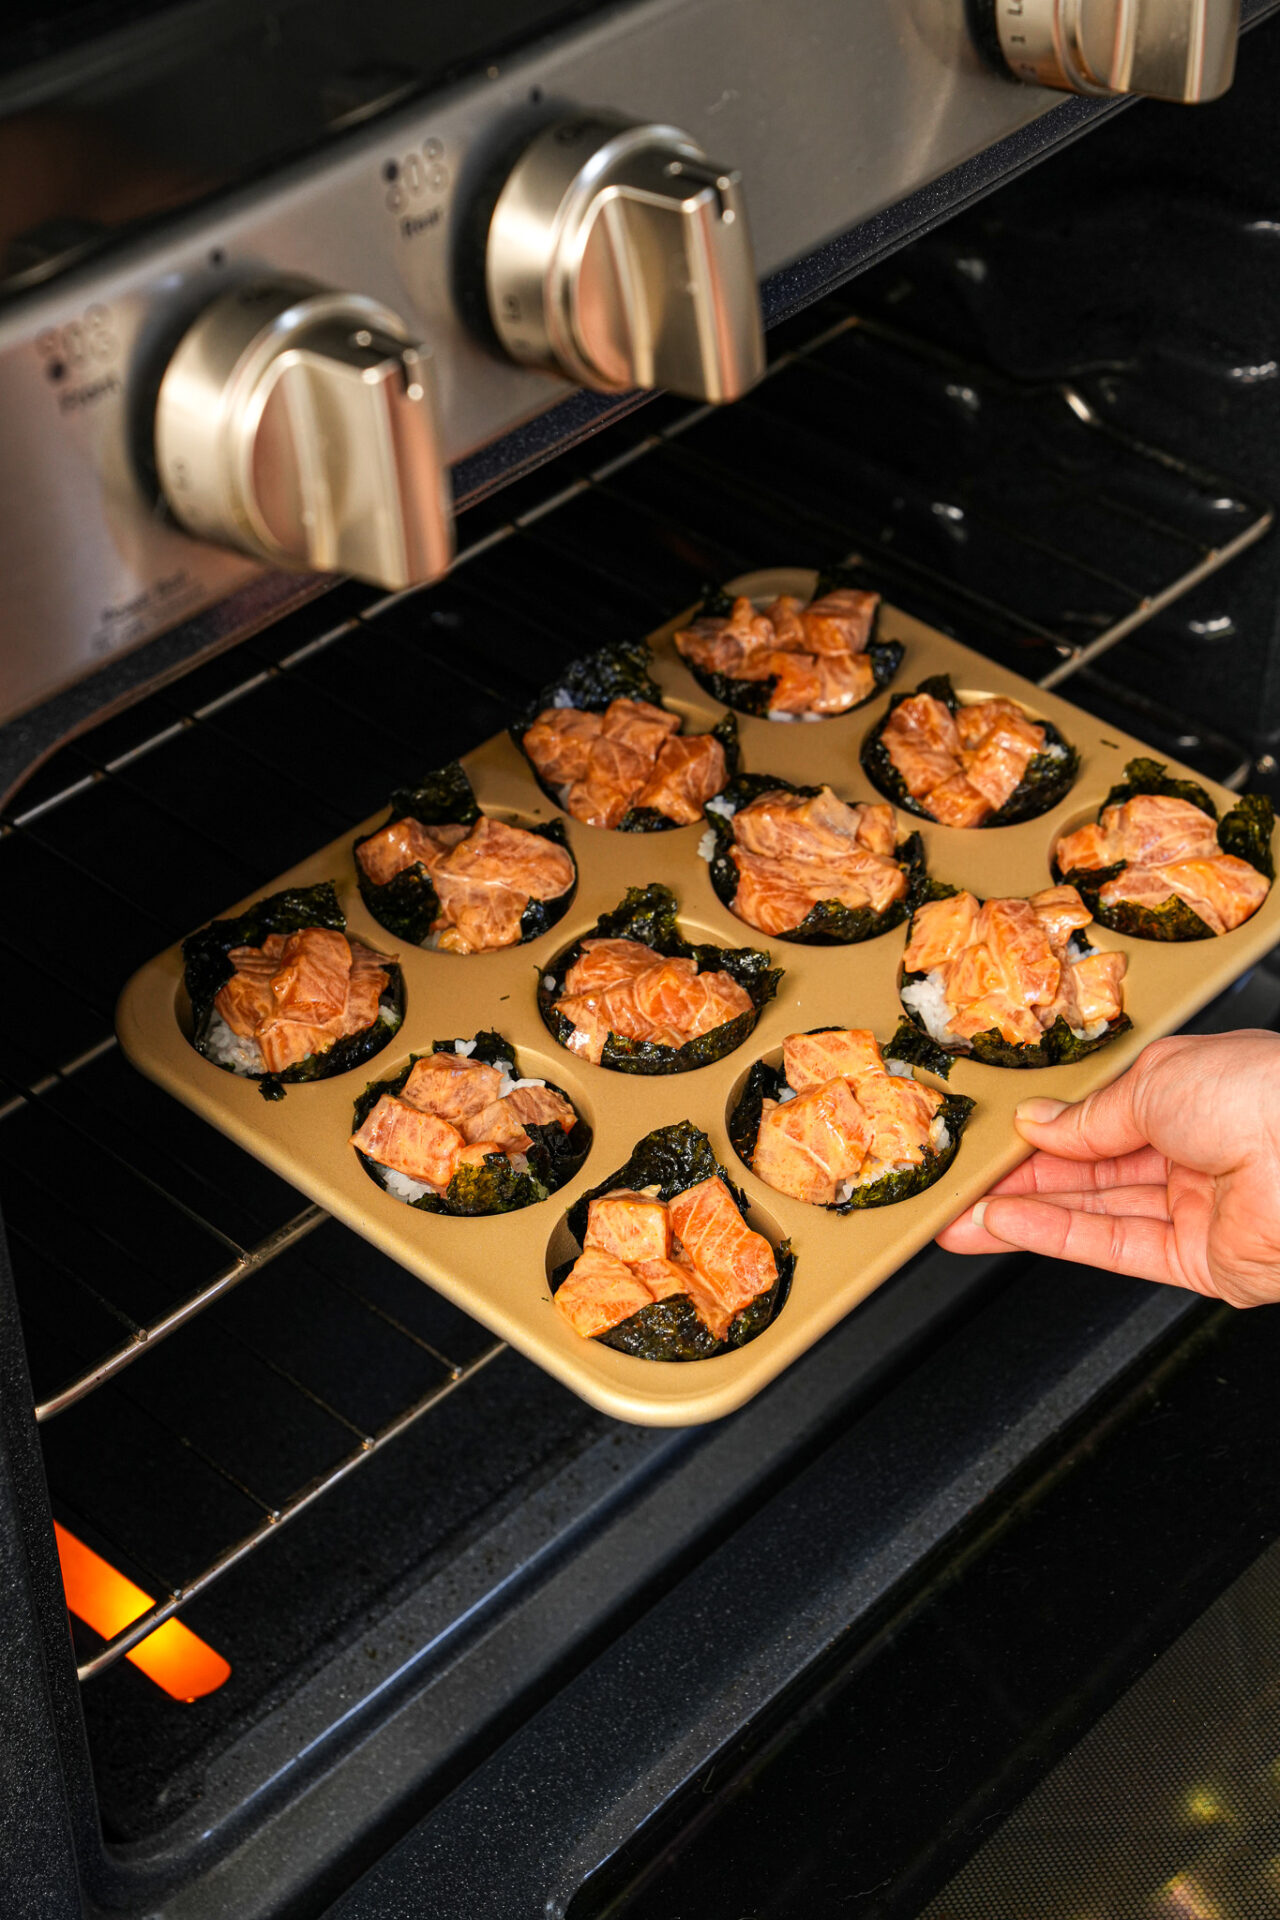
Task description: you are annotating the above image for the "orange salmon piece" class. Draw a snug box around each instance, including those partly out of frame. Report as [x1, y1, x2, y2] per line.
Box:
[460, 1099, 531, 1153]
[523, 707, 604, 785]
[783, 1028, 884, 1092]
[924, 773, 992, 829]
[730, 850, 825, 936]
[585, 1189, 672, 1265]
[852, 1072, 942, 1169]
[271, 929, 351, 1023]
[945, 993, 1045, 1047]
[502, 1084, 577, 1133]
[600, 697, 681, 761]
[350, 1096, 464, 1188]
[1029, 884, 1094, 955]
[565, 735, 651, 829]
[974, 898, 1060, 1007]
[563, 938, 657, 998]
[554, 1248, 655, 1340]
[632, 733, 728, 824]
[1055, 821, 1112, 874]
[668, 1177, 777, 1313]
[357, 818, 469, 887]
[1068, 951, 1128, 1026]
[401, 1052, 503, 1122]
[1104, 855, 1269, 935]
[800, 588, 878, 656]
[631, 1256, 696, 1303]
[1105, 795, 1220, 867]
[882, 693, 963, 798]
[811, 651, 876, 714]
[754, 1079, 871, 1205]
[214, 968, 276, 1037]
[903, 893, 980, 972]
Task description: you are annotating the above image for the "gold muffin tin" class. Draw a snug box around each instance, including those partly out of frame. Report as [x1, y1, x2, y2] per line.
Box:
[116, 570, 1280, 1426]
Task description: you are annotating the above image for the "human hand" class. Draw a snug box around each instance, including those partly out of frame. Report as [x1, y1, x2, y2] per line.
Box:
[936, 1030, 1280, 1307]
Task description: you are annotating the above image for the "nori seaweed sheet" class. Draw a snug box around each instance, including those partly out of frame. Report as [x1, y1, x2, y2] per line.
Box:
[860, 672, 1079, 827]
[351, 1028, 590, 1216]
[897, 898, 1131, 1070]
[702, 772, 948, 945]
[550, 1119, 794, 1361]
[538, 882, 782, 1074]
[182, 881, 404, 1101]
[728, 1044, 974, 1210]
[1053, 758, 1275, 941]
[509, 641, 740, 832]
[677, 566, 903, 719]
[354, 760, 576, 947]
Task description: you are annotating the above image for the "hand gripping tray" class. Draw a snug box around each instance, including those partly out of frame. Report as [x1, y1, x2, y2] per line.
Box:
[117, 572, 1280, 1426]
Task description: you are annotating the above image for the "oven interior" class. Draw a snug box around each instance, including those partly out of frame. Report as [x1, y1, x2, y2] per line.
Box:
[5, 21, 1280, 1916]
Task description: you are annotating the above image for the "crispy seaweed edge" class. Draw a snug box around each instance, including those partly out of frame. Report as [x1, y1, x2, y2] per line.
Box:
[508, 641, 738, 833]
[677, 571, 902, 719]
[728, 1045, 974, 1209]
[182, 881, 404, 1101]
[1051, 758, 1275, 942]
[703, 773, 948, 946]
[351, 1028, 591, 1216]
[354, 760, 578, 947]
[549, 1119, 793, 1361]
[538, 882, 783, 1076]
[898, 969, 1131, 1073]
[860, 672, 1080, 828]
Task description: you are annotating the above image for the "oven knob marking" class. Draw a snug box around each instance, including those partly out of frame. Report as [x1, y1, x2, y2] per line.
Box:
[153, 279, 453, 590]
[981, 0, 1239, 100]
[485, 113, 765, 401]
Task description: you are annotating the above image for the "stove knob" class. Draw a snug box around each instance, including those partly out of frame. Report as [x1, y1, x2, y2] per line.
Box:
[977, 0, 1238, 100]
[485, 114, 765, 401]
[154, 279, 453, 589]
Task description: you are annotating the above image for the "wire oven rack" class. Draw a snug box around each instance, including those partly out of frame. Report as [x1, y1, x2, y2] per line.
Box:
[0, 295, 1271, 1692]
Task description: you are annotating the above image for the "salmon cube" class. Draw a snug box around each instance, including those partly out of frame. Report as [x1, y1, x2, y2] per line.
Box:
[943, 941, 1004, 1005]
[271, 929, 351, 1023]
[523, 707, 604, 785]
[1068, 951, 1127, 1026]
[961, 737, 1033, 811]
[215, 969, 276, 1037]
[1108, 795, 1220, 867]
[754, 1079, 871, 1205]
[563, 938, 658, 998]
[974, 898, 1060, 1007]
[782, 1028, 885, 1092]
[460, 1099, 531, 1152]
[811, 651, 876, 714]
[945, 992, 1045, 1047]
[764, 595, 808, 650]
[731, 850, 820, 936]
[584, 1190, 673, 1265]
[554, 1248, 655, 1340]
[552, 997, 612, 1065]
[600, 697, 681, 761]
[903, 893, 980, 972]
[350, 1096, 464, 1187]
[631, 1256, 695, 1303]
[668, 1177, 777, 1312]
[1055, 821, 1113, 874]
[357, 818, 468, 887]
[339, 966, 387, 1036]
[681, 1270, 737, 1343]
[800, 588, 878, 656]
[502, 1084, 577, 1134]
[631, 733, 728, 824]
[855, 804, 898, 858]
[852, 1073, 943, 1170]
[401, 1052, 503, 1121]
[925, 773, 991, 829]
[257, 1017, 340, 1073]
[758, 650, 823, 714]
[565, 735, 652, 828]
[1029, 885, 1094, 955]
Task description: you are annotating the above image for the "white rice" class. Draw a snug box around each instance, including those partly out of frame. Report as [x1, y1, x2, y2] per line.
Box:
[453, 1038, 476, 1055]
[1045, 742, 1069, 761]
[885, 1058, 914, 1079]
[775, 1084, 798, 1105]
[697, 828, 718, 862]
[381, 1167, 436, 1204]
[767, 710, 825, 723]
[543, 974, 557, 992]
[704, 794, 735, 819]
[930, 1118, 951, 1155]
[551, 689, 576, 708]
[900, 972, 959, 1048]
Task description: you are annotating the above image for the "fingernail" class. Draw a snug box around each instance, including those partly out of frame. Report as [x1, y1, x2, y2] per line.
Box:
[1015, 1098, 1069, 1126]
[972, 1200, 988, 1231]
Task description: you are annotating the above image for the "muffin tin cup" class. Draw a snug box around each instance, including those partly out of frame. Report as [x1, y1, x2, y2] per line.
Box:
[116, 573, 1280, 1427]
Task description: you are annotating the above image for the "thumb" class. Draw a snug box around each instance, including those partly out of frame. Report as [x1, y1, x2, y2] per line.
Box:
[1013, 1065, 1152, 1164]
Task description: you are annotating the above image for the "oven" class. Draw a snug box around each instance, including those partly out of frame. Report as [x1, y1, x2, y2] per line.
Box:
[5, 3, 1280, 1916]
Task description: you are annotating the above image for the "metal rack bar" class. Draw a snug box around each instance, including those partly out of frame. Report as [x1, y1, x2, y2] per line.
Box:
[73, 1340, 505, 1682]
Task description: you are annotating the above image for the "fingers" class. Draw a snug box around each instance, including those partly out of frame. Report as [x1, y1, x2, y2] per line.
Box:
[962, 1193, 1190, 1287]
[984, 1145, 1168, 1198]
[937, 1183, 1170, 1255]
[1013, 1072, 1151, 1163]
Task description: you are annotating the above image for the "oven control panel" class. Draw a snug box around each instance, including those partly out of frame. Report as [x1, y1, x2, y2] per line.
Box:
[485, 114, 764, 402]
[978, 0, 1239, 99]
[154, 279, 453, 590]
[0, 0, 1249, 726]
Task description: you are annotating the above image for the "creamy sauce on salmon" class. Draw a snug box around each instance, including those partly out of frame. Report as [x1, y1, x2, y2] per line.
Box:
[674, 589, 879, 718]
[881, 693, 1046, 827]
[357, 812, 574, 953]
[214, 929, 392, 1074]
[524, 697, 727, 829]
[1055, 793, 1268, 934]
[350, 1049, 576, 1199]
[723, 785, 906, 936]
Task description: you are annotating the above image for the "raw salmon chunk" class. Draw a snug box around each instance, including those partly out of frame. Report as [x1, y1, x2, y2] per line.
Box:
[401, 1052, 502, 1121]
[554, 938, 752, 1064]
[754, 1079, 871, 1205]
[585, 1190, 673, 1265]
[903, 893, 981, 972]
[565, 735, 652, 829]
[668, 1177, 777, 1314]
[460, 1100, 532, 1153]
[1061, 790, 1269, 936]
[350, 1097, 464, 1188]
[214, 925, 394, 1074]
[600, 697, 681, 759]
[357, 819, 469, 887]
[554, 1248, 655, 1341]
[523, 707, 604, 785]
[675, 588, 882, 718]
[726, 787, 907, 935]
[632, 733, 727, 823]
[503, 1084, 577, 1133]
[883, 691, 1045, 824]
[782, 1028, 885, 1091]
[852, 1073, 943, 1170]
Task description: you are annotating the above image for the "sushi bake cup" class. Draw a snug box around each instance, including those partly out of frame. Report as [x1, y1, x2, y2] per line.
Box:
[547, 1120, 794, 1361]
[351, 1029, 591, 1216]
[538, 881, 783, 1074]
[1051, 755, 1275, 941]
[509, 636, 740, 831]
[727, 1033, 974, 1210]
[893, 896, 1132, 1073]
[354, 760, 576, 947]
[860, 672, 1080, 828]
[676, 563, 905, 720]
[701, 771, 937, 945]
[182, 881, 404, 1101]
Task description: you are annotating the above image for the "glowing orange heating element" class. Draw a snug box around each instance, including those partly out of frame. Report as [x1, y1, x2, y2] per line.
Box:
[54, 1523, 230, 1701]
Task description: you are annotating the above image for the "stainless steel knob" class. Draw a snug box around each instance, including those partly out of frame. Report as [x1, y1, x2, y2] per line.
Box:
[982, 0, 1238, 99]
[485, 114, 765, 402]
[154, 278, 453, 590]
